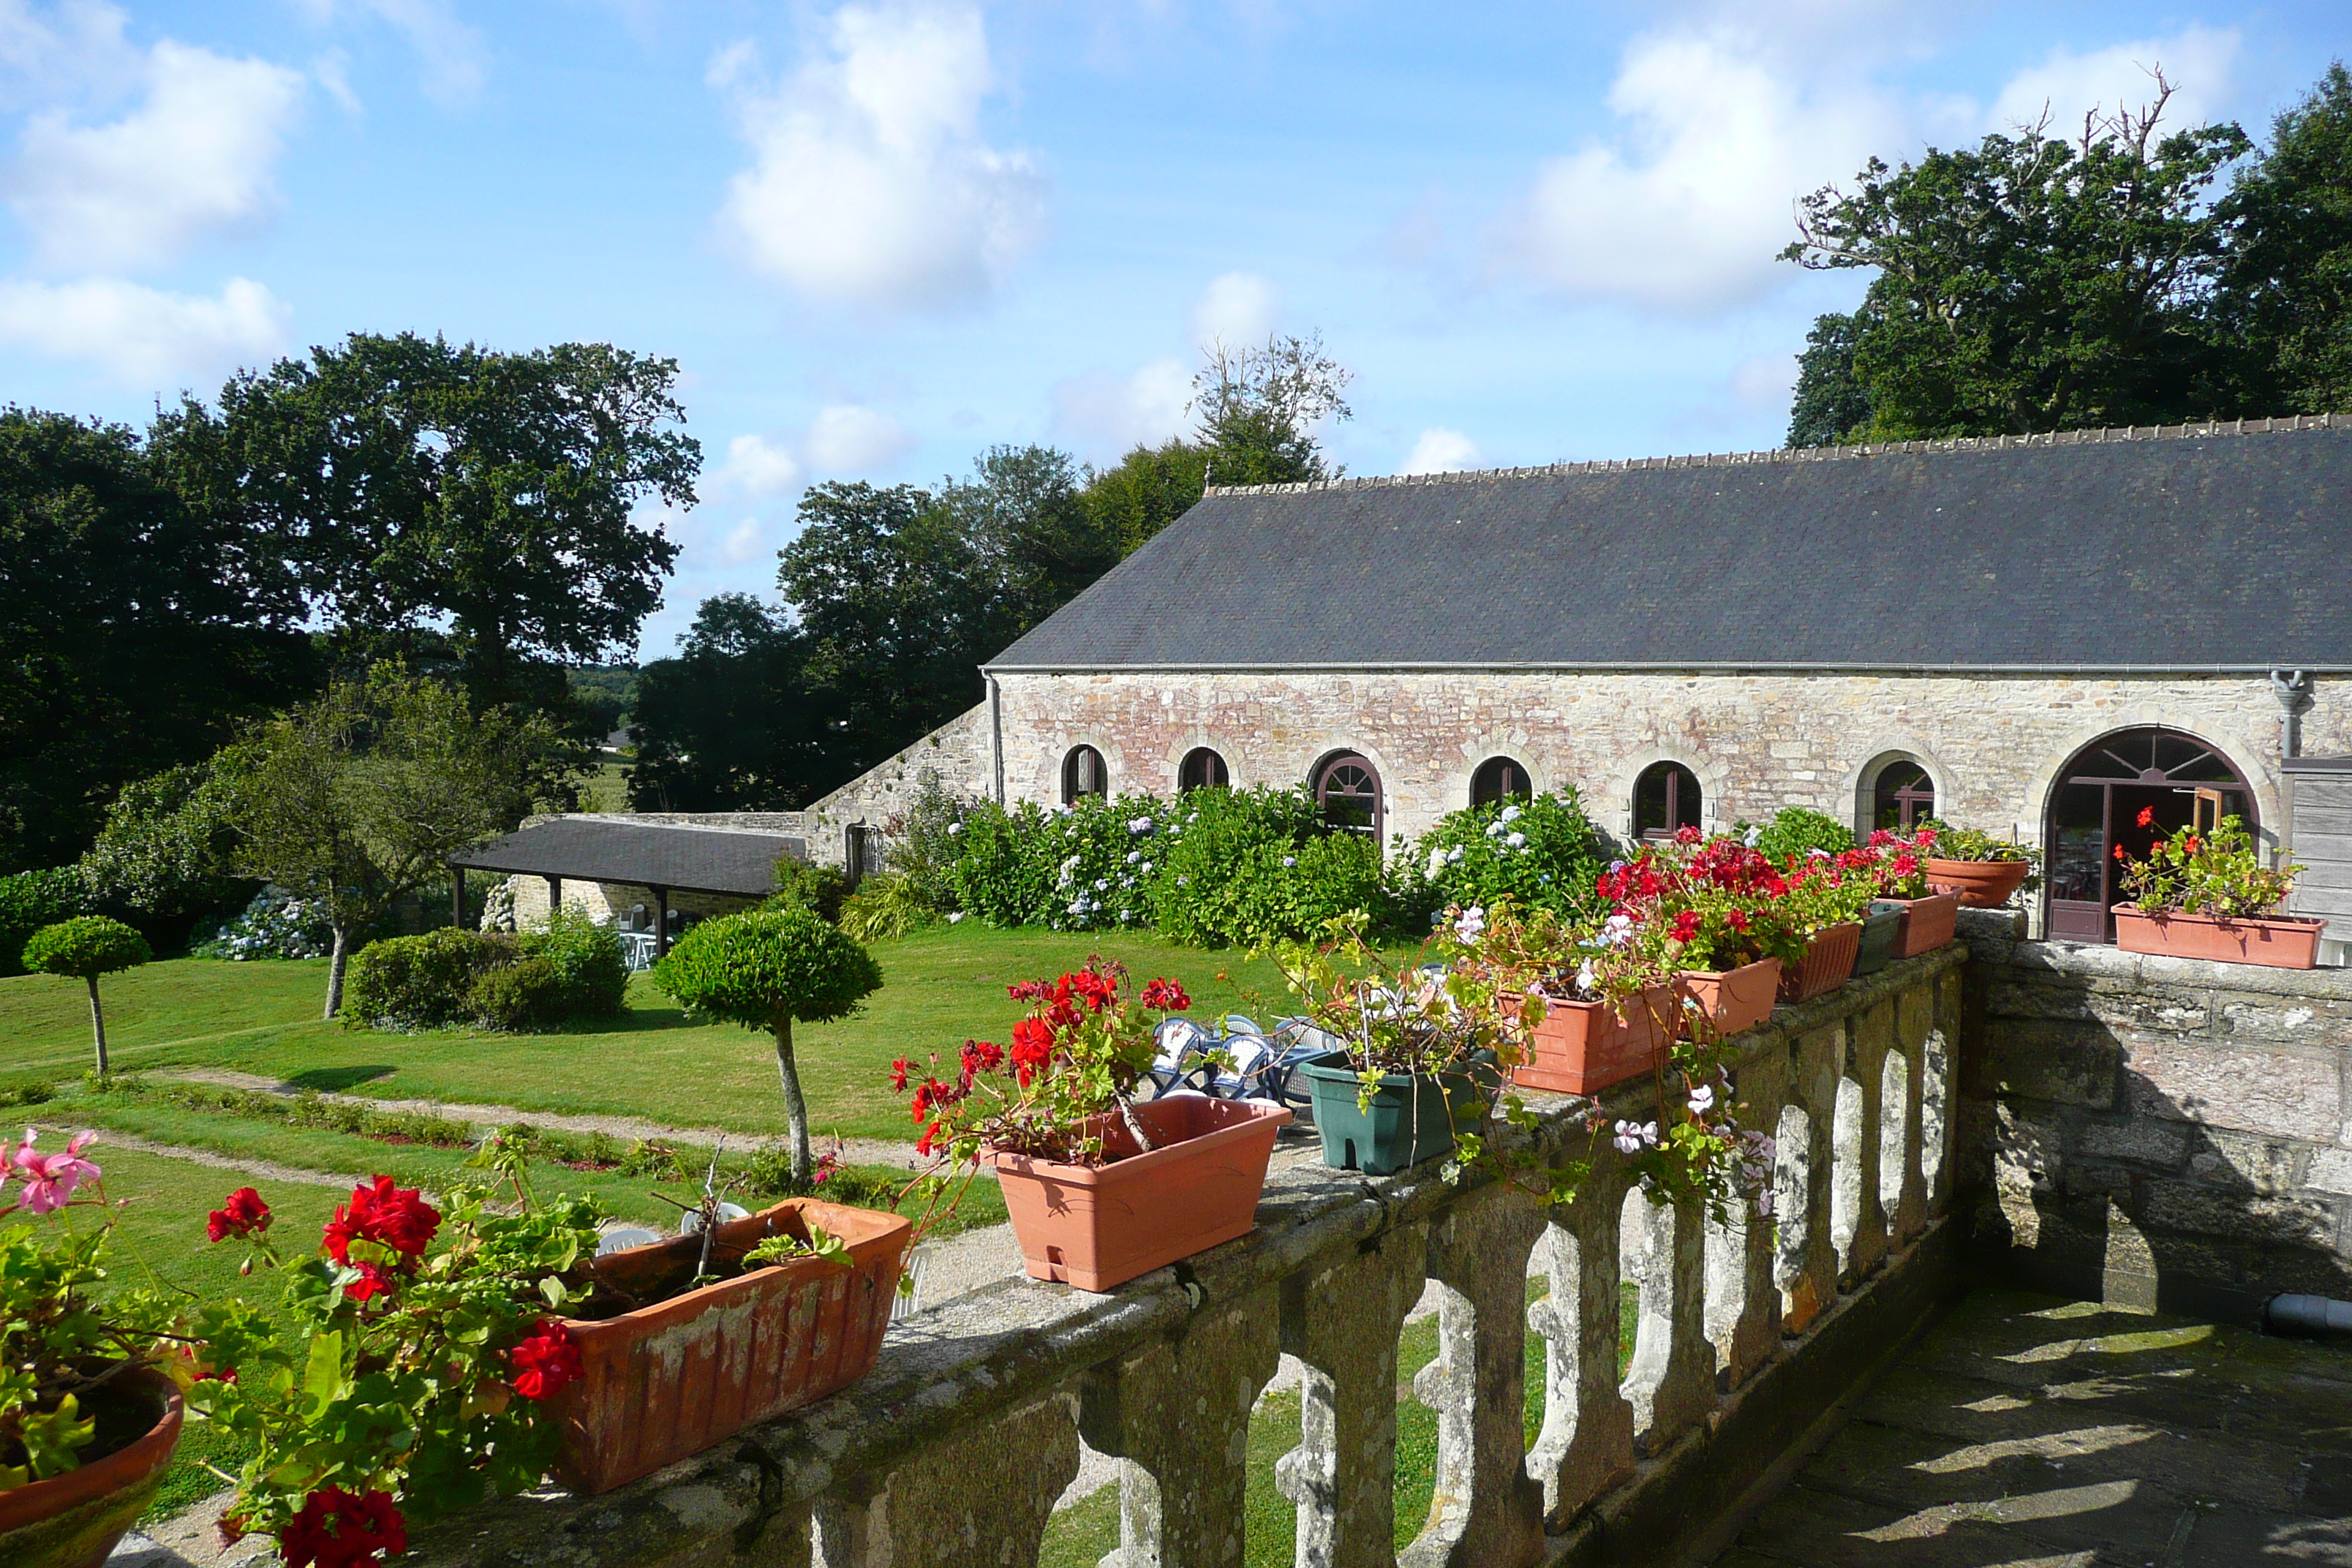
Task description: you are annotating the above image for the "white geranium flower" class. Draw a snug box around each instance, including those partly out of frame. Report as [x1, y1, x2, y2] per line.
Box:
[1454, 905, 1487, 942]
[1613, 1120, 1643, 1154]
[1744, 824, 1763, 848]
[1688, 1082, 1716, 1115]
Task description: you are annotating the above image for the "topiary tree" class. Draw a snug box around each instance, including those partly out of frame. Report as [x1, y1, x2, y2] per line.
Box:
[652, 905, 882, 1182]
[23, 916, 152, 1075]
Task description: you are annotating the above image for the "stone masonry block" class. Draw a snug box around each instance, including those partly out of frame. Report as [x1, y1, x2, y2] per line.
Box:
[2212, 992, 2352, 1048]
[2119, 1038, 2342, 1144]
[1978, 1019, 2119, 1109]
[1990, 1102, 2066, 1199]
[2073, 1116, 2189, 1168]
[1985, 974, 2209, 1033]
[2136, 1180, 2335, 1246]
[2182, 1128, 2299, 1196]
[2303, 1147, 2352, 1197]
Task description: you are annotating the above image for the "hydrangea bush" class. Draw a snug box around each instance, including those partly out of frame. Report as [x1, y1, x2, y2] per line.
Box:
[197, 885, 339, 960]
[1387, 791, 1614, 928]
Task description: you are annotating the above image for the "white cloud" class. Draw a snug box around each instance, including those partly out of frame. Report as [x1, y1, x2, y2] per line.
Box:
[1987, 27, 2239, 139]
[0, 0, 136, 107]
[282, 0, 486, 103]
[1191, 270, 1278, 350]
[1490, 10, 2242, 318]
[1050, 356, 1191, 459]
[0, 274, 289, 384]
[1730, 352, 1797, 410]
[1401, 427, 1480, 475]
[12, 39, 306, 272]
[715, 516, 769, 566]
[801, 403, 914, 472]
[713, 1, 1046, 313]
[708, 432, 805, 500]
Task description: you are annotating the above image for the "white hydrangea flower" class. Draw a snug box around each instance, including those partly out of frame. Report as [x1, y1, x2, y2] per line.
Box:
[1281, 855, 1297, 867]
[1505, 831, 1527, 848]
[1128, 817, 1155, 834]
[1499, 804, 1522, 824]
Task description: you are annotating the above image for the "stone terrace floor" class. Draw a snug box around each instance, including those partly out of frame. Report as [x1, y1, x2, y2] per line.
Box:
[1712, 1289, 2352, 1568]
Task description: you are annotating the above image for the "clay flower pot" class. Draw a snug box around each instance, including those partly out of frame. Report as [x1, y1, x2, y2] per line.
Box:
[1779, 924, 1862, 1003]
[1674, 957, 1782, 1038]
[1926, 857, 2031, 908]
[1296, 1052, 1499, 1177]
[2113, 908, 2323, 970]
[555, 1196, 911, 1495]
[990, 1094, 1291, 1293]
[1506, 984, 1676, 1097]
[0, 1369, 183, 1568]
[1877, 892, 1961, 957]
[1849, 904, 1904, 977]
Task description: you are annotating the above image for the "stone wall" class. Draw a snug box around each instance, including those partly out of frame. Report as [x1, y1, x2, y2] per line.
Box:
[802, 704, 994, 868]
[1960, 908, 2352, 1323]
[992, 669, 2343, 921]
[503, 876, 758, 930]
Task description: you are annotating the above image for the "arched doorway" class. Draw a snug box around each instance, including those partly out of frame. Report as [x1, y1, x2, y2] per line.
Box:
[1871, 760, 1937, 831]
[1315, 753, 1382, 837]
[2043, 728, 2256, 943]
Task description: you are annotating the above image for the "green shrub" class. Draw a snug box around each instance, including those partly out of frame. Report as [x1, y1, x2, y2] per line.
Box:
[1151, 787, 1388, 948]
[883, 769, 970, 914]
[342, 927, 512, 1030]
[519, 908, 629, 1019]
[766, 857, 850, 923]
[466, 956, 567, 1032]
[838, 872, 937, 943]
[1388, 791, 1614, 928]
[0, 868, 90, 977]
[949, 794, 1176, 930]
[1753, 807, 1856, 864]
[947, 799, 1058, 924]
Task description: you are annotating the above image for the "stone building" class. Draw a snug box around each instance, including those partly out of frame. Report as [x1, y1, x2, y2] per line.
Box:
[810, 417, 2352, 952]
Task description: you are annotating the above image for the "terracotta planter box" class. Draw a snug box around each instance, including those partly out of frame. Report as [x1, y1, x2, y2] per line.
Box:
[1926, 857, 2031, 908]
[556, 1196, 911, 1495]
[1507, 984, 1676, 1096]
[1879, 892, 1960, 957]
[2114, 908, 2324, 970]
[0, 1369, 182, 1568]
[1779, 924, 1862, 1003]
[1674, 957, 1782, 1038]
[990, 1095, 1290, 1293]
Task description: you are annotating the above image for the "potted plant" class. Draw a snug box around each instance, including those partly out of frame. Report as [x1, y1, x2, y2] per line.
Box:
[897, 960, 1289, 1292]
[1272, 912, 1509, 1176]
[2113, 812, 2320, 969]
[1918, 820, 2043, 908]
[1772, 854, 1877, 1001]
[1467, 902, 1678, 1098]
[0, 1131, 195, 1568]
[1599, 832, 1804, 1036]
[1855, 831, 1960, 957]
[199, 1137, 910, 1551]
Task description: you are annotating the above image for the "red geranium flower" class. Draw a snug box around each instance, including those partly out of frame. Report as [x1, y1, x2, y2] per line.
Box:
[1064, 968, 1117, 1011]
[1669, 910, 1703, 944]
[915, 1118, 948, 1157]
[207, 1186, 271, 1243]
[2113, 844, 2128, 862]
[1009, 1015, 1055, 1086]
[323, 1176, 440, 1264]
[342, 1261, 397, 1303]
[280, 1487, 406, 1568]
[889, 1057, 911, 1093]
[1140, 978, 1190, 1011]
[507, 1319, 582, 1401]
[2137, 805, 2156, 828]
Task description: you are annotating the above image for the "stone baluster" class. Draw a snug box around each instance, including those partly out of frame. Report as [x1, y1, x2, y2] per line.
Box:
[1077, 1288, 1282, 1567]
[1705, 1050, 1790, 1390]
[1912, 971, 1963, 1210]
[1779, 1022, 1842, 1335]
[1839, 1000, 1894, 1282]
[1618, 1191, 1715, 1454]
[817, 1392, 1081, 1568]
[1400, 1186, 1546, 1568]
[1275, 1220, 1428, 1568]
[1524, 1175, 1635, 1531]
[1883, 992, 1931, 1243]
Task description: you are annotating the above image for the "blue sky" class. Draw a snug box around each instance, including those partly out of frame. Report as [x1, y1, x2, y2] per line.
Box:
[1, 1, 2341, 655]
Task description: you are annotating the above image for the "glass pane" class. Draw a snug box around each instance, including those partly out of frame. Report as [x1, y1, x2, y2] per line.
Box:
[2046, 783, 2107, 905]
[1670, 765, 1701, 829]
[1635, 765, 1670, 837]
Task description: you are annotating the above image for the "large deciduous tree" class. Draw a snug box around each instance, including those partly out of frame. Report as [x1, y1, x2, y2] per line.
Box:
[0, 409, 312, 872]
[2212, 64, 2352, 417]
[155, 333, 699, 713]
[227, 664, 570, 1018]
[625, 595, 850, 810]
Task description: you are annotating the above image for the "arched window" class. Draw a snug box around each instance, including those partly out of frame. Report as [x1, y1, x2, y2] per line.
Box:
[1471, 756, 1532, 808]
[2044, 728, 2255, 943]
[1178, 747, 1229, 792]
[1872, 761, 1937, 831]
[1633, 761, 1702, 841]
[1062, 745, 1108, 804]
[1315, 753, 1382, 837]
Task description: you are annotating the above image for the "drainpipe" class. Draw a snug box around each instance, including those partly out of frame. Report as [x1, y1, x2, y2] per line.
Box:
[2266, 1293, 2352, 1338]
[2270, 668, 2315, 759]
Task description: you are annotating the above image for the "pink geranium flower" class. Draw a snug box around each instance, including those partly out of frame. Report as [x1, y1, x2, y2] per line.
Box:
[8, 1128, 102, 1214]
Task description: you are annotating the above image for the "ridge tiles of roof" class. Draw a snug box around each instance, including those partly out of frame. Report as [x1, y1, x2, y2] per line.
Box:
[1202, 412, 2348, 497]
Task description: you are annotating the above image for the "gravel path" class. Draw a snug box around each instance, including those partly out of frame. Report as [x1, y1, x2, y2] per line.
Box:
[154, 1068, 927, 1171]
[31, 1121, 353, 1191]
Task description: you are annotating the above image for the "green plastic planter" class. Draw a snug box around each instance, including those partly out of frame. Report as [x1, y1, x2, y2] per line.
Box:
[1850, 904, 1904, 976]
[1296, 1051, 1497, 1177]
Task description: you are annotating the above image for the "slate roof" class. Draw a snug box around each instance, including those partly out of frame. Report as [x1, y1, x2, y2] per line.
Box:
[451, 817, 804, 897]
[987, 418, 2352, 673]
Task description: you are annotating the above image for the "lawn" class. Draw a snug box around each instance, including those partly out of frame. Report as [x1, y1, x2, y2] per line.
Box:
[0, 925, 1319, 1142]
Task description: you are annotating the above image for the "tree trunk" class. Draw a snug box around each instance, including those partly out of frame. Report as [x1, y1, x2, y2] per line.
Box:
[774, 1016, 813, 1184]
[86, 976, 108, 1078]
[325, 924, 351, 1021]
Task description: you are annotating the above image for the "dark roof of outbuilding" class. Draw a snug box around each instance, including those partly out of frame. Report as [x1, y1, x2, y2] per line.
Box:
[987, 417, 2352, 673]
[451, 817, 804, 898]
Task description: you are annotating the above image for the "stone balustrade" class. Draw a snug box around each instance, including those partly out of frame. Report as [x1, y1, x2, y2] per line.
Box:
[407, 945, 1969, 1568]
